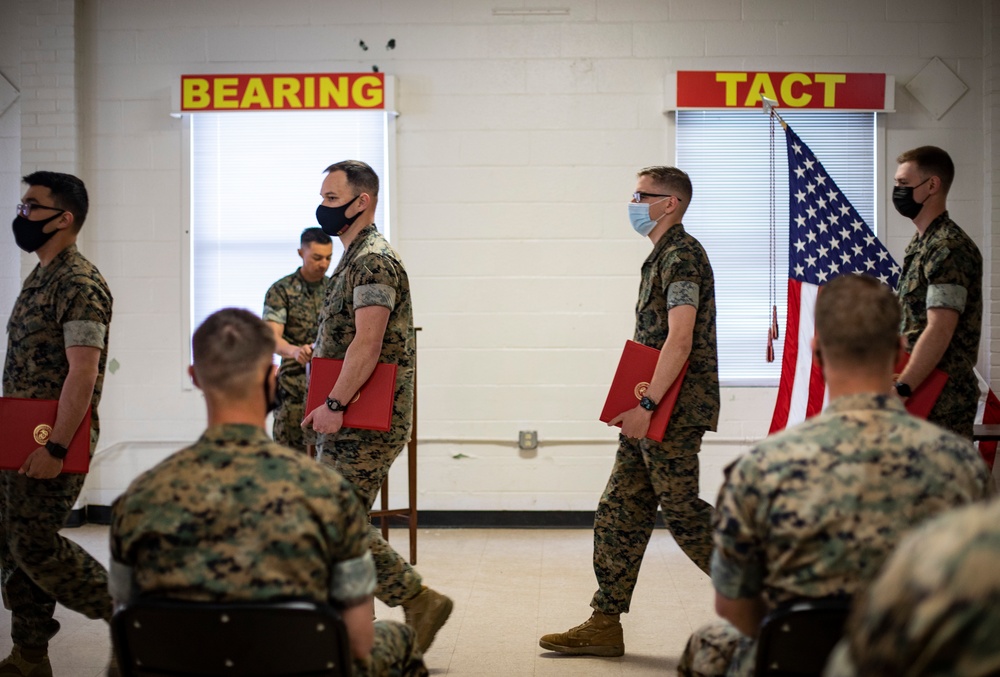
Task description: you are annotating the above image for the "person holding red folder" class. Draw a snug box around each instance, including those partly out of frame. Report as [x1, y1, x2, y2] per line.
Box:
[1, 172, 115, 674]
[540, 166, 720, 658]
[302, 161, 452, 655]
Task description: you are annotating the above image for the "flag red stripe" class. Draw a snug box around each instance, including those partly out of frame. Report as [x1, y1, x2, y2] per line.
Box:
[769, 278, 801, 433]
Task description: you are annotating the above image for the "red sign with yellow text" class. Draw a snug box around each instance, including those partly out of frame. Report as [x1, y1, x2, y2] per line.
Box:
[675, 71, 887, 110]
[181, 73, 385, 111]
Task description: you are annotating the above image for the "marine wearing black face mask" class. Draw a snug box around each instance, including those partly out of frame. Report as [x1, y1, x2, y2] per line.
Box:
[315, 194, 361, 236]
[891, 177, 930, 220]
[11, 209, 63, 253]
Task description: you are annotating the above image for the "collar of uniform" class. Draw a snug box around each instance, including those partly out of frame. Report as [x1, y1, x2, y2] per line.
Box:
[645, 223, 686, 264]
[918, 210, 950, 240]
[334, 224, 379, 275]
[824, 392, 906, 416]
[24, 243, 79, 288]
[199, 422, 271, 446]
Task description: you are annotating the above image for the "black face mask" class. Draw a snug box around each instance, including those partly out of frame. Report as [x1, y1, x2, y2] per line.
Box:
[12, 213, 61, 253]
[315, 194, 361, 236]
[891, 178, 930, 220]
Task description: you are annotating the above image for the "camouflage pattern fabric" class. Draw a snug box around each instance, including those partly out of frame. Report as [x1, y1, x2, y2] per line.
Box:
[320, 439, 422, 607]
[591, 427, 713, 614]
[634, 223, 720, 431]
[678, 621, 754, 677]
[263, 268, 329, 451]
[314, 224, 414, 449]
[111, 423, 425, 677]
[825, 499, 1000, 677]
[681, 393, 991, 677]
[1, 243, 113, 648]
[898, 211, 983, 439]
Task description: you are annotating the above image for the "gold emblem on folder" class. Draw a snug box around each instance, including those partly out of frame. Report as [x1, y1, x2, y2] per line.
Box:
[634, 382, 649, 400]
[33, 424, 52, 445]
[349, 391, 361, 404]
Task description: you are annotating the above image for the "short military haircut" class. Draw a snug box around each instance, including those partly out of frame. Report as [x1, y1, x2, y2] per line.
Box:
[191, 308, 275, 398]
[300, 227, 331, 247]
[323, 160, 379, 200]
[896, 146, 955, 195]
[815, 274, 900, 369]
[22, 170, 89, 232]
[637, 166, 692, 215]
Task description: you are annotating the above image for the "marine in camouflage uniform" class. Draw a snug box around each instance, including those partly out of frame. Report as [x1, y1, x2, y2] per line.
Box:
[592, 221, 720, 612]
[313, 223, 419, 606]
[263, 268, 330, 451]
[110, 423, 426, 677]
[824, 499, 1000, 677]
[678, 393, 990, 677]
[2, 232, 114, 655]
[897, 211, 982, 439]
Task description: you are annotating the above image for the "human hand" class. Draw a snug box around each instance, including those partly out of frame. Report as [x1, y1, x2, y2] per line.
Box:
[302, 404, 344, 435]
[294, 344, 314, 365]
[609, 406, 652, 440]
[19, 446, 64, 479]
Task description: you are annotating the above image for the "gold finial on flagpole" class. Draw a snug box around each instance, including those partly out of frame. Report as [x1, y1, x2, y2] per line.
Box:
[762, 97, 787, 129]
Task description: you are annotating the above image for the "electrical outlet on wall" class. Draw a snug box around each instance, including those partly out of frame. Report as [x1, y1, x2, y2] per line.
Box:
[518, 430, 538, 450]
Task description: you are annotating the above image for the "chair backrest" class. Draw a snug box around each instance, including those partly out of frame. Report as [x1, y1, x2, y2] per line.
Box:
[754, 597, 852, 677]
[111, 597, 352, 677]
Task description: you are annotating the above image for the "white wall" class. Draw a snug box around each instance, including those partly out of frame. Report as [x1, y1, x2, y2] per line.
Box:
[0, 0, 993, 511]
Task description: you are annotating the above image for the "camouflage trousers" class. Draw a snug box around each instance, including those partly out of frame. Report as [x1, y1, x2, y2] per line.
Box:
[591, 427, 713, 614]
[0, 470, 111, 648]
[354, 620, 428, 677]
[272, 392, 308, 453]
[678, 620, 756, 677]
[319, 439, 422, 607]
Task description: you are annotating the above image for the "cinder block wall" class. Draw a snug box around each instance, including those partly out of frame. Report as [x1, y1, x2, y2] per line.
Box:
[0, 0, 992, 511]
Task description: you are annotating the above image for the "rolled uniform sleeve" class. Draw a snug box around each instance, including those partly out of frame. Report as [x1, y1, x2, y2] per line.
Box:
[262, 282, 289, 324]
[661, 250, 703, 311]
[350, 254, 399, 311]
[923, 245, 970, 313]
[58, 277, 111, 349]
[710, 458, 766, 600]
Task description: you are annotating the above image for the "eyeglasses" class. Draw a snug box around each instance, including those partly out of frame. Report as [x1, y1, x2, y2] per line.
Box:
[17, 203, 65, 218]
[632, 192, 681, 203]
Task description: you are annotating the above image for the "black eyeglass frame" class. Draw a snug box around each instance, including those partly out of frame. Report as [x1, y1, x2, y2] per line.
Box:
[632, 192, 682, 203]
[17, 203, 66, 218]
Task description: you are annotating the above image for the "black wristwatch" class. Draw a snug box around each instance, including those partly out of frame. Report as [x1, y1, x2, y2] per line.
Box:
[639, 395, 658, 412]
[894, 381, 912, 398]
[325, 397, 348, 413]
[45, 440, 68, 460]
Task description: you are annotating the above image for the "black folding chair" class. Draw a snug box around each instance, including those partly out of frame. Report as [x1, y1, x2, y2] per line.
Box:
[111, 597, 352, 677]
[754, 597, 852, 677]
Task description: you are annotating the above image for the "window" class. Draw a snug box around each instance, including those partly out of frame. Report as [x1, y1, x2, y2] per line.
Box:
[676, 110, 877, 385]
[187, 110, 391, 341]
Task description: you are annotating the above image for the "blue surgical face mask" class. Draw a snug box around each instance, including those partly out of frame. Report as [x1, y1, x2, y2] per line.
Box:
[628, 200, 665, 237]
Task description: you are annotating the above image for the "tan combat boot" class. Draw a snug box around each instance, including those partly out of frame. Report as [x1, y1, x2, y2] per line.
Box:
[0, 646, 52, 677]
[402, 586, 454, 653]
[539, 611, 625, 657]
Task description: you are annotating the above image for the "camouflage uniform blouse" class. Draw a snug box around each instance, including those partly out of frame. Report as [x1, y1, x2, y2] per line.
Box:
[110, 424, 375, 607]
[262, 268, 330, 403]
[826, 499, 1000, 677]
[712, 393, 990, 607]
[3, 244, 113, 454]
[315, 225, 414, 448]
[898, 211, 983, 435]
[635, 223, 720, 431]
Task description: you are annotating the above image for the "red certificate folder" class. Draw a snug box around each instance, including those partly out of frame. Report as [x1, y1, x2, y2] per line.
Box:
[306, 358, 398, 432]
[895, 353, 949, 419]
[0, 397, 91, 473]
[600, 340, 689, 442]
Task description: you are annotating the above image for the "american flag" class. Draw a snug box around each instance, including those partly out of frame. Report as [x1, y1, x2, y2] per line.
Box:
[768, 123, 898, 431]
[768, 123, 999, 467]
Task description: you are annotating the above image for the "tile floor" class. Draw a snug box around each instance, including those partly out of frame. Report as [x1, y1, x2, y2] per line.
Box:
[0, 525, 717, 676]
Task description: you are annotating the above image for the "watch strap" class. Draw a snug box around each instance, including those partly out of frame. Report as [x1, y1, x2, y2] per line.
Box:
[45, 440, 69, 460]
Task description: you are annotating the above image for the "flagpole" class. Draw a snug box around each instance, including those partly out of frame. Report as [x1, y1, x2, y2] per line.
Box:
[762, 96, 787, 129]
